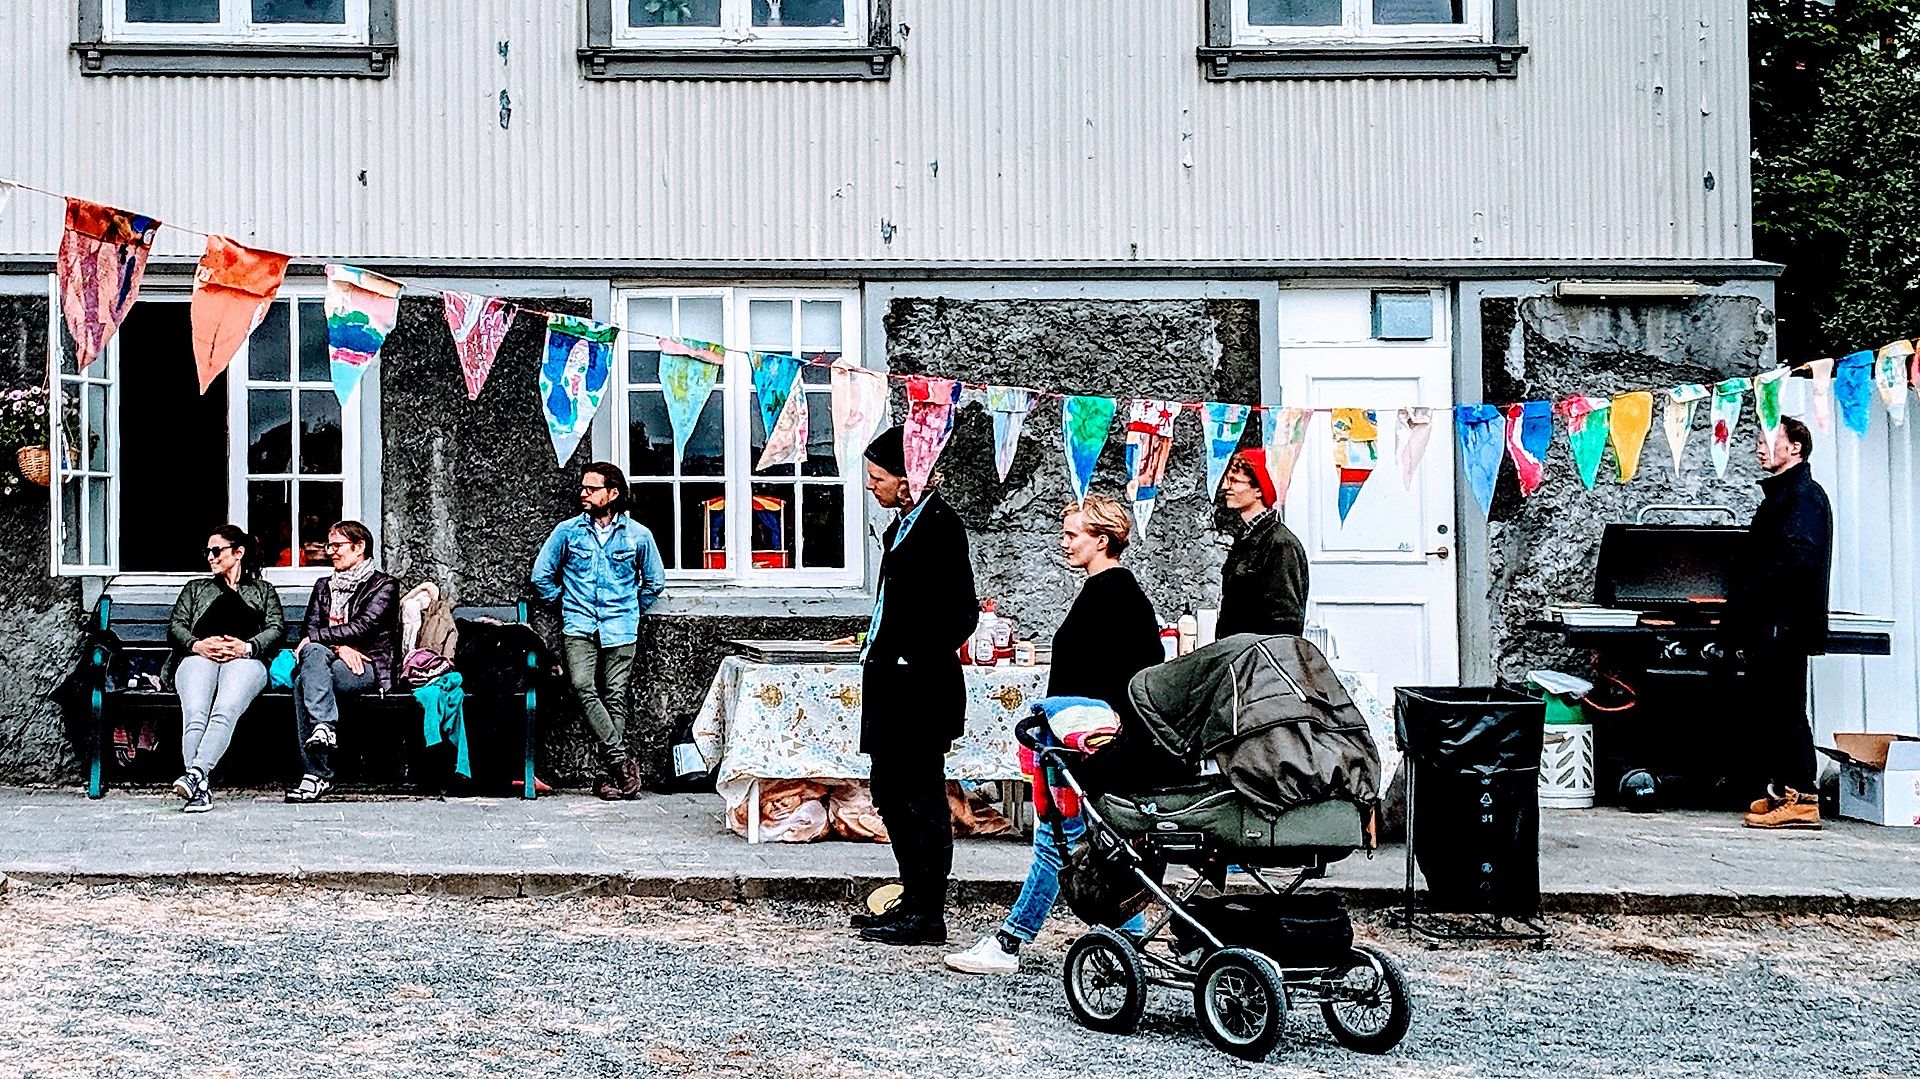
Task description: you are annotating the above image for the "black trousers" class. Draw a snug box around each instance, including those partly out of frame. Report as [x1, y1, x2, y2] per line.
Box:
[868, 747, 953, 916]
[1748, 647, 1815, 793]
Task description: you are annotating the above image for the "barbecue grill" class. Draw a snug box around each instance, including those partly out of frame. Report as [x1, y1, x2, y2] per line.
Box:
[1531, 504, 1891, 807]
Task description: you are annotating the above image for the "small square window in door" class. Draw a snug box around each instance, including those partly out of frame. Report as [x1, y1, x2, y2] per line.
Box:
[116, 302, 230, 573]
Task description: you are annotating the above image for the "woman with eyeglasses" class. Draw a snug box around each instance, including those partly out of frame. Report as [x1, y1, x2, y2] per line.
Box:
[286, 520, 400, 803]
[166, 525, 285, 813]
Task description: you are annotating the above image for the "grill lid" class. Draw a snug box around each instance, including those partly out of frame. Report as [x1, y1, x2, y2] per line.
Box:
[1593, 523, 1747, 609]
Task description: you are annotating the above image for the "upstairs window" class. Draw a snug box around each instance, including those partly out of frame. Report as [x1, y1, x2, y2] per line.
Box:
[1237, 0, 1489, 43]
[107, 0, 370, 43]
[76, 0, 396, 77]
[618, 0, 860, 46]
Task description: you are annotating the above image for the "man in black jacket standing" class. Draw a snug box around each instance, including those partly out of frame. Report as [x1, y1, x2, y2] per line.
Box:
[853, 425, 979, 944]
[1737, 416, 1834, 830]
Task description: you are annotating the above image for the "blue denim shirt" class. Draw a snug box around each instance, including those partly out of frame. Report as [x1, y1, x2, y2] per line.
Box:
[531, 513, 667, 647]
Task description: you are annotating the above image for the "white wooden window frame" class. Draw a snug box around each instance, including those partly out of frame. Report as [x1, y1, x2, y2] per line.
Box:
[105, 0, 369, 44]
[613, 285, 864, 591]
[1234, 0, 1489, 44]
[613, 0, 863, 47]
[49, 284, 364, 585]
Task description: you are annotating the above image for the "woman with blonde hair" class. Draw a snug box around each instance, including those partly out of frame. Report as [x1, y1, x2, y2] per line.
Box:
[945, 492, 1165, 975]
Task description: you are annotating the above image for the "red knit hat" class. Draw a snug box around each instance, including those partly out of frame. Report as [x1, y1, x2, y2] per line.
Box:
[1233, 448, 1280, 508]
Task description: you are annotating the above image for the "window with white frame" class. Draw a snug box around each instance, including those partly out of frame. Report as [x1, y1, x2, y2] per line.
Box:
[615, 287, 862, 588]
[52, 290, 362, 579]
[618, 0, 861, 46]
[1236, 0, 1489, 42]
[107, 0, 370, 42]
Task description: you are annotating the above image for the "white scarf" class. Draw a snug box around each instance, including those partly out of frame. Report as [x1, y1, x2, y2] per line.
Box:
[328, 558, 378, 624]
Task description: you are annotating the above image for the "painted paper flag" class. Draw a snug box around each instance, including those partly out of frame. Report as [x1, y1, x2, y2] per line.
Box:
[1202, 402, 1251, 497]
[58, 198, 160, 369]
[756, 368, 809, 471]
[190, 235, 289, 393]
[442, 291, 513, 401]
[985, 386, 1036, 482]
[1835, 350, 1873, 437]
[1807, 359, 1836, 435]
[1503, 401, 1553, 497]
[1875, 340, 1913, 427]
[538, 314, 617, 465]
[1709, 377, 1747, 478]
[0, 181, 12, 221]
[750, 352, 804, 436]
[659, 336, 726, 469]
[324, 264, 403, 404]
[1396, 407, 1434, 489]
[1752, 367, 1790, 440]
[830, 358, 887, 476]
[1559, 396, 1612, 490]
[905, 376, 961, 500]
[1609, 391, 1654, 483]
[1123, 399, 1179, 538]
[1262, 407, 1313, 508]
[1454, 404, 1506, 518]
[1663, 384, 1708, 478]
[1329, 408, 1378, 523]
[1062, 395, 1116, 502]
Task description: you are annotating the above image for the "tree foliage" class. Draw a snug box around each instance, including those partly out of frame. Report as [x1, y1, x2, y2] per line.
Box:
[1751, 0, 1920, 357]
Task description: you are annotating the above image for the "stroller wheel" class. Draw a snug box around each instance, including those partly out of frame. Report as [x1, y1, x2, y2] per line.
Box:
[1319, 945, 1412, 1054]
[1062, 927, 1147, 1035]
[1193, 948, 1287, 1061]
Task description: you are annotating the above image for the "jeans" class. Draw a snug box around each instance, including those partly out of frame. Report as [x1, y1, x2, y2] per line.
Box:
[869, 747, 953, 917]
[293, 644, 379, 781]
[562, 635, 637, 768]
[1004, 813, 1146, 942]
[174, 655, 268, 779]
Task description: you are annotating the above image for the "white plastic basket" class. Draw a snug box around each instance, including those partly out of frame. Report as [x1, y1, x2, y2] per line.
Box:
[1539, 723, 1596, 809]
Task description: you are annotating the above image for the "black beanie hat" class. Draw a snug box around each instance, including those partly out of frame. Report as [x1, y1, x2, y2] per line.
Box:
[863, 424, 907, 477]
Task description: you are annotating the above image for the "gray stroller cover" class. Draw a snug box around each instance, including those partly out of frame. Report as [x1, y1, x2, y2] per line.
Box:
[1126, 634, 1382, 813]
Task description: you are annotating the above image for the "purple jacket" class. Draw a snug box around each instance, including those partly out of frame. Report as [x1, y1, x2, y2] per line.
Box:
[303, 571, 402, 688]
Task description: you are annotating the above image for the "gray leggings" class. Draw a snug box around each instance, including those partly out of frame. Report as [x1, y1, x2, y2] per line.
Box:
[175, 655, 268, 778]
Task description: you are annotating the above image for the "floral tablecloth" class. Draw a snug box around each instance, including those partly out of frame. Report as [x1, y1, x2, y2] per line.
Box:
[691, 657, 1398, 822]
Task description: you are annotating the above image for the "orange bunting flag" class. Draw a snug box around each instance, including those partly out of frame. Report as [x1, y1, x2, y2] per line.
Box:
[190, 236, 292, 393]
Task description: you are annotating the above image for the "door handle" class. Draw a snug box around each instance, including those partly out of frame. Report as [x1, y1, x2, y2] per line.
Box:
[1424, 545, 1451, 560]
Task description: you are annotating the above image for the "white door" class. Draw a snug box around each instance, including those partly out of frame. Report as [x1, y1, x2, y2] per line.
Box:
[1275, 287, 1459, 698]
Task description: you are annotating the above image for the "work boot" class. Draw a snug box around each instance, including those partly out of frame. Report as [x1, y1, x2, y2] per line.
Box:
[1746, 786, 1817, 815]
[860, 912, 948, 946]
[594, 767, 625, 801]
[1743, 790, 1821, 830]
[619, 760, 642, 800]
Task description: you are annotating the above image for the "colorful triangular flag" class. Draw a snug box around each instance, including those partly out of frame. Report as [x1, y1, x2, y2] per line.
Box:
[538, 313, 617, 466]
[1559, 396, 1612, 490]
[58, 198, 160, 369]
[1454, 404, 1506, 518]
[1396, 407, 1434, 490]
[1123, 399, 1179, 538]
[1504, 401, 1552, 496]
[830, 358, 887, 477]
[659, 336, 726, 470]
[1329, 408, 1378, 523]
[1752, 367, 1790, 441]
[1875, 340, 1913, 427]
[324, 264, 403, 405]
[750, 352, 803, 438]
[443, 291, 514, 401]
[985, 386, 1036, 482]
[1202, 402, 1251, 497]
[1709, 377, 1748, 478]
[905, 376, 960, 500]
[1609, 391, 1654, 483]
[1062, 395, 1116, 502]
[1663, 384, 1708, 477]
[1834, 350, 1874, 437]
[190, 235, 289, 393]
[757, 368, 809, 471]
[1262, 407, 1313, 508]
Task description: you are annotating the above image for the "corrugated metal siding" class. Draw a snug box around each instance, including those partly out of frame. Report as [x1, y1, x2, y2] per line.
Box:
[0, 0, 1752, 264]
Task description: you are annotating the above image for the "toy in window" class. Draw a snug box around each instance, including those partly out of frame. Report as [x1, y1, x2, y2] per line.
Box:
[701, 494, 790, 569]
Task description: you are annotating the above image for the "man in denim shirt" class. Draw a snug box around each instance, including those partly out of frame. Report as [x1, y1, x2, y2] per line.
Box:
[532, 462, 667, 799]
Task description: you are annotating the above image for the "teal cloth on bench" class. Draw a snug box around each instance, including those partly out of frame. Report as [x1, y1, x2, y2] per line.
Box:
[414, 672, 470, 778]
[268, 648, 297, 690]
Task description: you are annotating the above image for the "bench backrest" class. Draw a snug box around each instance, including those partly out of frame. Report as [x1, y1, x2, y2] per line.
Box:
[95, 597, 527, 650]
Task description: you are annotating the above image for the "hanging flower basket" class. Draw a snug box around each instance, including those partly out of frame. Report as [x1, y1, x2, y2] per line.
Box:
[16, 446, 51, 487]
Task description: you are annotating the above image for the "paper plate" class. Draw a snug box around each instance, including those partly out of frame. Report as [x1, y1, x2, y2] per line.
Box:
[864, 882, 904, 915]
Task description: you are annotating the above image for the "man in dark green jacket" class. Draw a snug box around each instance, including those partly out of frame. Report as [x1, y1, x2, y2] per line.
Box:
[1215, 448, 1310, 638]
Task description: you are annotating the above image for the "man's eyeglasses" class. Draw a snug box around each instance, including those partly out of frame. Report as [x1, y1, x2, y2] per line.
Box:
[579, 484, 608, 493]
[323, 541, 355, 552]
[205, 545, 234, 559]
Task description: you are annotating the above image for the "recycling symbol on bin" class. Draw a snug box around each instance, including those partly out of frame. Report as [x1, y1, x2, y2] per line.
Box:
[1479, 792, 1493, 807]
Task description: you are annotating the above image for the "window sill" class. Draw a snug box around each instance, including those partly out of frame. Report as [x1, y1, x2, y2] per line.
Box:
[649, 588, 873, 619]
[578, 44, 897, 80]
[1197, 42, 1525, 80]
[73, 41, 395, 77]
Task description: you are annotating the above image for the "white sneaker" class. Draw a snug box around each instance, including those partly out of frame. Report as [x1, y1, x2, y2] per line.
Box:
[944, 934, 1020, 975]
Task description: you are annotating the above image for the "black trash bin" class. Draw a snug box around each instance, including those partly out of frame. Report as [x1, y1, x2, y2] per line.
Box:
[1395, 686, 1544, 919]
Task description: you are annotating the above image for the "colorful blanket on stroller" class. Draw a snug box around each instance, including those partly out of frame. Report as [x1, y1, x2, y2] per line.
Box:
[1020, 696, 1120, 818]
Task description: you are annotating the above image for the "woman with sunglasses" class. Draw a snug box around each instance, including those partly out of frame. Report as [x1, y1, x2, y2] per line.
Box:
[166, 525, 285, 812]
[287, 520, 400, 803]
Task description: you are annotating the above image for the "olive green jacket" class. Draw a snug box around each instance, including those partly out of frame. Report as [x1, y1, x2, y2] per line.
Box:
[164, 576, 286, 683]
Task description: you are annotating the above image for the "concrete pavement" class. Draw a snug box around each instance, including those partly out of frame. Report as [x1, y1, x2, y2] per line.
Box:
[1, 787, 1916, 913]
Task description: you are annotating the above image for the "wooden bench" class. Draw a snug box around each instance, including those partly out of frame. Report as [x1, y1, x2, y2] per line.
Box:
[80, 596, 542, 800]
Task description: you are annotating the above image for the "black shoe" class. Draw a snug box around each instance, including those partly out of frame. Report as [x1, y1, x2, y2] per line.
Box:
[850, 905, 907, 930]
[183, 785, 214, 813]
[860, 914, 947, 946]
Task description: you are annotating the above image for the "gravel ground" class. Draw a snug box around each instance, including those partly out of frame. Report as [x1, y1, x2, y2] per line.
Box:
[1, 885, 1917, 1079]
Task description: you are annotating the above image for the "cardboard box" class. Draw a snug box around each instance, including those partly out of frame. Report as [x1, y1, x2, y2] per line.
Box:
[1819, 734, 1920, 827]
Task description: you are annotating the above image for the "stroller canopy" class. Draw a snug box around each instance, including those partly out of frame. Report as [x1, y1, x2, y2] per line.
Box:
[1126, 634, 1382, 813]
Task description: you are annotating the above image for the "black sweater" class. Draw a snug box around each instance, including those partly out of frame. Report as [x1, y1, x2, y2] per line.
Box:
[1047, 565, 1165, 721]
[1732, 462, 1833, 654]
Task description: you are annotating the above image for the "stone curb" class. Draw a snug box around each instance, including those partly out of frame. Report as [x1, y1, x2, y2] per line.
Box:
[5, 869, 1918, 918]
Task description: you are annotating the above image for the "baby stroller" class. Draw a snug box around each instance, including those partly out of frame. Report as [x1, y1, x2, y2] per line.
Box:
[1014, 633, 1412, 1061]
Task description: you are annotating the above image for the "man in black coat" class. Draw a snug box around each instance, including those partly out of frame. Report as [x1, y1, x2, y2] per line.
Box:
[1735, 415, 1833, 830]
[853, 425, 979, 944]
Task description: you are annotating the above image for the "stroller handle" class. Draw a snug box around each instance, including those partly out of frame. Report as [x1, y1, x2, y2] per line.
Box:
[1014, 710, 1048, 751]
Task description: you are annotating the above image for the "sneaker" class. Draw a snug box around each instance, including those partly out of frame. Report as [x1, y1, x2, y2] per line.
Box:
[1744, 792, 1821, 830]
[304, 725, 337, 751]
[944, 934, 1020, 975]
[172, 770, 202, 801]
[183, 785, 214, 813]
[284, 774, 333, 803]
